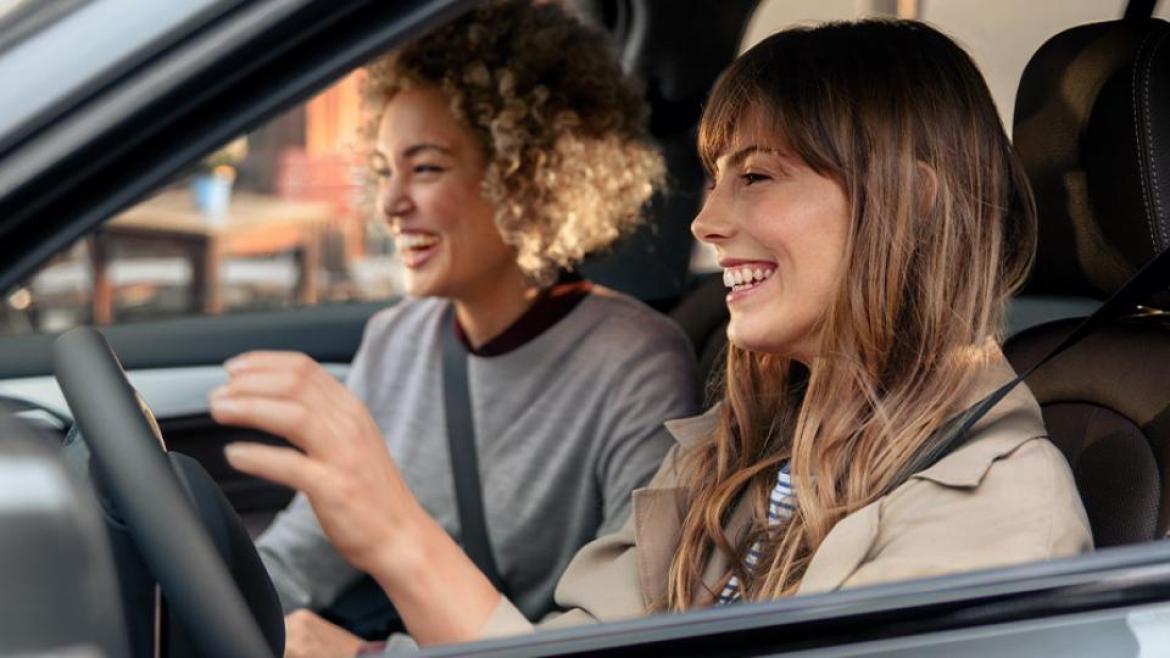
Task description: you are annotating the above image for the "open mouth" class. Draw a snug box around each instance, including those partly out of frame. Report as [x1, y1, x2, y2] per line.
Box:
[722, 263, 776, 297]
[395, 231, 441, 269]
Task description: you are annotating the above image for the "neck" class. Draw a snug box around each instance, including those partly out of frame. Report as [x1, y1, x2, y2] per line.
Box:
[452, 265, 540, 349]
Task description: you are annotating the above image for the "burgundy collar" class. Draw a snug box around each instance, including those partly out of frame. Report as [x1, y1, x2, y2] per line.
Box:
[453, 274, 593, 357]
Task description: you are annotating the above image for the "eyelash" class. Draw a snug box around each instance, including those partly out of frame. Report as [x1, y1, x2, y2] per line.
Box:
[706, 171, 770, 190]
[370, 163, 446, 180]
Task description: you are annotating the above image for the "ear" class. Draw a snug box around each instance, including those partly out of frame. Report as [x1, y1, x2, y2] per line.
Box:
[915, 161, 939, 214]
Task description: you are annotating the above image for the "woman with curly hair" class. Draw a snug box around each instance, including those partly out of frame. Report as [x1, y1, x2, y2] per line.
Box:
[228, 1, 696, 654]
[218, 15, 1091, 657]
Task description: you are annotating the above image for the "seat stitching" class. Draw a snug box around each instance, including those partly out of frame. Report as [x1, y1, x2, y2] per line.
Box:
[1145, 30, 1169, 250]
[1133, 30, 1159, 252]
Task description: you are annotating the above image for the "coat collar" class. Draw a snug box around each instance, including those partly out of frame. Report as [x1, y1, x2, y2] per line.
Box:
[637, 345, 1046, 603]
[910, 348, 1046, 489]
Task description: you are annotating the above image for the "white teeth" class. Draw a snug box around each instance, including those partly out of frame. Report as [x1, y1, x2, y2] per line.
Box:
[396, 233, 439, 249]
[721, 265, 776, 290]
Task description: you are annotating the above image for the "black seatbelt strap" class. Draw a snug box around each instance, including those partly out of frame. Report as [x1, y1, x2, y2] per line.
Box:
[440, 308, 509, 595]
[888, 243, 1170, 493]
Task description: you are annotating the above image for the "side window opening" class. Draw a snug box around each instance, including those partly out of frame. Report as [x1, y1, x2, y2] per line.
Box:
[0, 71, 401, 336]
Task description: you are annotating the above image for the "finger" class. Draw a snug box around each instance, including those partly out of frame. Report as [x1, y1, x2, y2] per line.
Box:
[209, 395, 326, 452]
[223, 442, 324, 493]
[225, 351, 320, 376]
[212, 369, 304, 400]
[220, 352, 347, 413]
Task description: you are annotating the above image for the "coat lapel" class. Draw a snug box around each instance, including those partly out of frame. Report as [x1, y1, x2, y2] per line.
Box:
[796, 500, 881, 594]
[632, 486, 686, 607]
[631, 405, 722, 606]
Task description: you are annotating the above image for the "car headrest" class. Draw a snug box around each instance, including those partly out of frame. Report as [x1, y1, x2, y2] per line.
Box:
[1013, 19, 1170, 306]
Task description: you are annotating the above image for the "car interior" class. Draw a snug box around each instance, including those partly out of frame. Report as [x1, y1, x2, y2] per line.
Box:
[1005, 15, 1170, 549]
[2, 0, 1170, 656]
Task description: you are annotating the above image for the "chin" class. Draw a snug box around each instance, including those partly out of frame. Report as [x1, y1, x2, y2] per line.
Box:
[726, 318, 804, 358]
[402, 275, 439, 298]
[726, 320, 769, 353]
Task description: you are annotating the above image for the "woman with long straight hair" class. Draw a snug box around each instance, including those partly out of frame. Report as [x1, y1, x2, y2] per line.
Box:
[214, 18, 1091, 650]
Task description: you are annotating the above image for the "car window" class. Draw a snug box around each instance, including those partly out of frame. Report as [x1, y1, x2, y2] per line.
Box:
[0, 73, 398, 335]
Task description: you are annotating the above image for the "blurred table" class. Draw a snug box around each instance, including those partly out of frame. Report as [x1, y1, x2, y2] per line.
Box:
[91, 190, 332, 324]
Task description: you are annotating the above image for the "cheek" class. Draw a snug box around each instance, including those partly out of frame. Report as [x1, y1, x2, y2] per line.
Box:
[419, 183, 476, 232]
[728, 198, 850, 354]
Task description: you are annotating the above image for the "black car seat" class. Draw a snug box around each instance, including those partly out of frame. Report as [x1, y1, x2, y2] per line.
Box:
[0, 413, 129, 657]
[669, 272, 728, 401]
[1006, 18, 1170, 548]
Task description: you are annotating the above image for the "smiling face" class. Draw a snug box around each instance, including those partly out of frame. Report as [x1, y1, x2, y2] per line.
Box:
[691, 109, 851, 362]
[372, 85, 519, 300]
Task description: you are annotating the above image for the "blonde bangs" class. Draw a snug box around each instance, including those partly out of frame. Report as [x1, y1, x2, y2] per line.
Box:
[698, 61, 755, 177]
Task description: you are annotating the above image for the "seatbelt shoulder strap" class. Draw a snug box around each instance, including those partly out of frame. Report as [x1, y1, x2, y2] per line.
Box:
[439, 307, 509, 595]
[890, 243, 1170, 493]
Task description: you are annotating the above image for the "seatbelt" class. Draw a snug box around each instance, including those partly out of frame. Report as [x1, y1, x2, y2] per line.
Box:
[888, 243, 1170, 494]
[440, 307, 509, 595]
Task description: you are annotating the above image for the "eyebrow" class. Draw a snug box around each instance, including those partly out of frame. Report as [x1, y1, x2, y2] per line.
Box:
[711, 142, 786, 175]
[402, 143, 454, 158]
[719, 145, 780, 173]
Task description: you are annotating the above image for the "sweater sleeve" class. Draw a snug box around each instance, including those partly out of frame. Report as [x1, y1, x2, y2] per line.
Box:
[593, 328, 697, 536]
[255, 494, 363, 612]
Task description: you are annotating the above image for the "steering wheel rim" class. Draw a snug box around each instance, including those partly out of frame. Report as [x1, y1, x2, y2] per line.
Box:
[54, 327, 273, 658]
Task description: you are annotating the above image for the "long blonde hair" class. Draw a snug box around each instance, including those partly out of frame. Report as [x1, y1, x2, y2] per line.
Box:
[666, 20, 1037, 608]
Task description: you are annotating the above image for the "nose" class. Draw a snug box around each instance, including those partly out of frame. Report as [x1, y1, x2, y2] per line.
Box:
[691, 183, 734, 245]
[378, 176, 414, 222]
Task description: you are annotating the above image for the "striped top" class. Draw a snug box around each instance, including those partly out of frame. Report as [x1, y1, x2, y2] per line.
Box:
[716, 462, 795, 605]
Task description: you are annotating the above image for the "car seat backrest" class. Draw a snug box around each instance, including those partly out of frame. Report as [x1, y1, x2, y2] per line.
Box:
[1008, 18, 1170, 548]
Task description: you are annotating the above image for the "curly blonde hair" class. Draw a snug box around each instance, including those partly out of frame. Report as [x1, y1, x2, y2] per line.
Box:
[364, 0, 665, 285]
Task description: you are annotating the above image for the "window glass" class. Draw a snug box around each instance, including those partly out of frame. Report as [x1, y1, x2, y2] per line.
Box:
[0, 72, 398, 335]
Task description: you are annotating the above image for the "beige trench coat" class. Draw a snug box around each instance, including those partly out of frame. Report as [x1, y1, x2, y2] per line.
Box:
[478, 349, 1093, 638]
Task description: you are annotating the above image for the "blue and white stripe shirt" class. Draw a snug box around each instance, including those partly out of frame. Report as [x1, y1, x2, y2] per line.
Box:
[716, 462, 796, 605]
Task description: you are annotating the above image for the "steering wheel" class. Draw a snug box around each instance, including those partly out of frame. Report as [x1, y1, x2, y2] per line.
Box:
[54, 327, 274, 658]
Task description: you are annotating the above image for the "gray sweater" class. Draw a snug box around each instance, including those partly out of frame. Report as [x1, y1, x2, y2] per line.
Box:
[256, 291, 697, 621]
